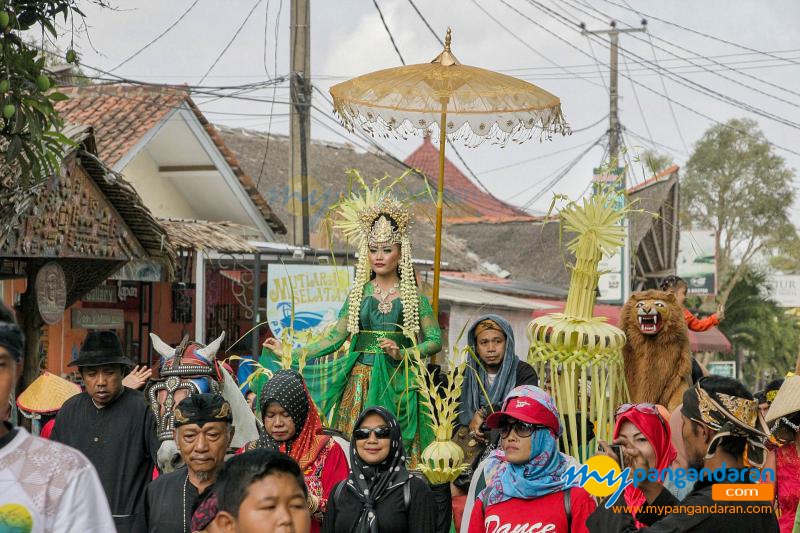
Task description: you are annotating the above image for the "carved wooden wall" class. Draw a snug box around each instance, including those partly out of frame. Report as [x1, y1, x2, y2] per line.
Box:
[0, 157, 144, 261]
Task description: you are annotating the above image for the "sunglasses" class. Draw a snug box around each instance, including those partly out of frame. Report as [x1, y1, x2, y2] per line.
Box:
[498, 419, 545, 439]
[616, 403, 669, 432]
[353, 426, 392, 441]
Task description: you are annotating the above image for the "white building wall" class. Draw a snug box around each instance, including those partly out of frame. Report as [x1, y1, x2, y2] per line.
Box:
[122, 151, 197, 219]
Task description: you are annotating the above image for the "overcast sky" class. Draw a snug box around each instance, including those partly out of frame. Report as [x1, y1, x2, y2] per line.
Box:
[52, 0, 800, 217]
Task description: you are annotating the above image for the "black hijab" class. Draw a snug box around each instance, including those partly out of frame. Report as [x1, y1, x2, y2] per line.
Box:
[345, 406, 412, 533]
[257, 369, 308, 453]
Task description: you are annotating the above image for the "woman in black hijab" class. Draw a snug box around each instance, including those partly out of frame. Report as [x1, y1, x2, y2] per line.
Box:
[322, 406, 436, 533]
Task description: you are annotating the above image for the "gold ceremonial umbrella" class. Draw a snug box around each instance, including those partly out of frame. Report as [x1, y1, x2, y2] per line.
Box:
[330, 29, 569, 314]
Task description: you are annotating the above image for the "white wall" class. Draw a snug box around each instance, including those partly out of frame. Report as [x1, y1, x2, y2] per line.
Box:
[122, 150, 197, 219]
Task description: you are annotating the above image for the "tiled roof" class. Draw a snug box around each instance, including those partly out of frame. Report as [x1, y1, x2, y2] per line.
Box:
[55, 84, 286, 234]
[403, 136, 528, 219]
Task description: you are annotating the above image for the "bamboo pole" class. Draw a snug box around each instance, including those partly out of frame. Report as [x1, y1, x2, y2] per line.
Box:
[432, 99, 448, 321]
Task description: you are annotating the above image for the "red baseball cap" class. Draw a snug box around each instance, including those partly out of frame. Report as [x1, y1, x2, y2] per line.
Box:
[485, 395, 560, 435]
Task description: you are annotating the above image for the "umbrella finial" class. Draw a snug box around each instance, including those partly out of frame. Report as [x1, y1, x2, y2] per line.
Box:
[432, 27, 459, 66]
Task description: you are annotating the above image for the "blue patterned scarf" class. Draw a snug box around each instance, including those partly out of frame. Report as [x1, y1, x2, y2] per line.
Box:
[479, 385, 571, 506]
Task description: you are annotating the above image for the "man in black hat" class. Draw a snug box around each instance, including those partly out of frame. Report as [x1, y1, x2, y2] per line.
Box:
[0, 304, 115, 531]
[138, 393, 235, 533]
[51, 330, 160, 533]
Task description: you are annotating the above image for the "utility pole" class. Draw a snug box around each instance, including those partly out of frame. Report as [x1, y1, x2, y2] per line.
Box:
[582, 20, 646, 304]
[289, 0, 311, 246]
[581, 20, 647, 167]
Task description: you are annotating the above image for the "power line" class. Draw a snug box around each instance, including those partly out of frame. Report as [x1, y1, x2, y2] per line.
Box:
[372, 0, 405, 64]
[567, 0, 687, 150]
[406, 0, 443, 46]
[480, 137, 601, 174]
[311, 55, 800, 81]
[625, 128, 690, 157]
[622, 53, 654, 147]
[523, 0, 800, 130]
[517, 137, 604, 210]
[495, 0, 800, 156]
[256, 0, 283, 190]
[468, 0, 606, 90]
[597, 0, 800, 67]
[262, 0, 272, 77]
[109, 0, 203, 72]
[567, 0, 800, 104]
[197, 0, 264, 85]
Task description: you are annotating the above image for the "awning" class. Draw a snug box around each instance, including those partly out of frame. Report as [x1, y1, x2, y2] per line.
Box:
[688, 328, 732, 353]
[530, 299, 732, 354]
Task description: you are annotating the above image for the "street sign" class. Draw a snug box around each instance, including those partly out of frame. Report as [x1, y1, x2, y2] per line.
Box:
[707, 361, 736, 379]
[678, 231, 717, 295]
[71, 308, 125, 330]
[593, 167, 628, 305]
[764, 275, 800, 308]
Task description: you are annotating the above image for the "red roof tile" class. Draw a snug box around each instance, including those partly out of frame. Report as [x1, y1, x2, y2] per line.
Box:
[56, 84, 286, 234]
[626, 164, 679, 194]
[404, 136, 528, 219]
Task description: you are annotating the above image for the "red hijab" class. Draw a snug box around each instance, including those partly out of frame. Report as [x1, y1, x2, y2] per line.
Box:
[613, 407, 677, 523]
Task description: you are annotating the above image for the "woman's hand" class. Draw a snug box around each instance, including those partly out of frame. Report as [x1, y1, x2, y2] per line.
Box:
[620, 440, 663, 503]
[262, 337, 283, 357]
[122, 365, 152, 390]
[380, 338, 401, 360]
[596, 440, 620, 464]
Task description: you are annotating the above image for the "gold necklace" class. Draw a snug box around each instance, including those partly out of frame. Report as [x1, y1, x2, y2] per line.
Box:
[373, 281, 398, 314]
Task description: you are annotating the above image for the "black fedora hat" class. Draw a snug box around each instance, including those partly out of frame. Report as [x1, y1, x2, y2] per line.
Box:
[69, 331, 134, 368]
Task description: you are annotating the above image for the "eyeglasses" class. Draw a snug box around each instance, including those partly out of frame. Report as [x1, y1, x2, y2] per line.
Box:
[353, 427, 392, 441]
[616, 403, 668, 432]
[498, 419, 544, 439]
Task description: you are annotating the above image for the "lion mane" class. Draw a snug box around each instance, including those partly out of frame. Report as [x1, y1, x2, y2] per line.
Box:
[621, 289, 692, 410]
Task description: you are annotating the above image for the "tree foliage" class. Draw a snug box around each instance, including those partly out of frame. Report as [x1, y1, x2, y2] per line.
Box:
[0, 1, 104, 186]
[718, 270, 800, 389]
[640, 149, 674, 177]
[681, 118, 796, 307]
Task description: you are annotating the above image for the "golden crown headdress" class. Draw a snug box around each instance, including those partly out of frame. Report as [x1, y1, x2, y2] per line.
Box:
[333, 171, 412, 247]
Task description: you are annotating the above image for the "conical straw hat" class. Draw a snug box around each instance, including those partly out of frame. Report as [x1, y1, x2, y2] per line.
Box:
[16, 371, 81, 414]
[765, 360, 800, 424]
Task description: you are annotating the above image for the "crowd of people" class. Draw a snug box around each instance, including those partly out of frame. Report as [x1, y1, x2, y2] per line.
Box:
[4, 292, 800, 532]
[3, 183, 800, 533]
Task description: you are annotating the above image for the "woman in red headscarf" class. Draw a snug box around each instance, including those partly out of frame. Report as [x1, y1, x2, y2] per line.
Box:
[240, 369, 349, 533]
[598, 403, 677, 528]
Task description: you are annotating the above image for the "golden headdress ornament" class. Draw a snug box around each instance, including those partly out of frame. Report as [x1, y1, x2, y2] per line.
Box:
[333, 172, 412, 247]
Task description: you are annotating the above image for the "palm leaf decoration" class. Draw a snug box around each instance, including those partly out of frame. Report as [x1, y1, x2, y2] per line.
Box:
[528, 184, 637, 461]
[411, 343, 468, 484]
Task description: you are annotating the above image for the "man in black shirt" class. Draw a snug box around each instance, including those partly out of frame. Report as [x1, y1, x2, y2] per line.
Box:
[50, 330, 159, 532]
[588, 376, 779, 532]
[140, 393, 234, 533]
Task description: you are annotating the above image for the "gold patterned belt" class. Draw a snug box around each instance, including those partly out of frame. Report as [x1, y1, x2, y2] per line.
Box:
[353, 330, 407, 354]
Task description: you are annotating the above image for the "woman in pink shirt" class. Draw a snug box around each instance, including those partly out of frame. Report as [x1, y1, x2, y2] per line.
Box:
[467, 385, 596, 533]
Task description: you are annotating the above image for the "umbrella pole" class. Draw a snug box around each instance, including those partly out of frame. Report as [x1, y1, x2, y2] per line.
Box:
[432, 101, 447, 323]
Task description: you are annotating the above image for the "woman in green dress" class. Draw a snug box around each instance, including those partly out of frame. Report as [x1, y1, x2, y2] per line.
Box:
[259, 187, 442, 464]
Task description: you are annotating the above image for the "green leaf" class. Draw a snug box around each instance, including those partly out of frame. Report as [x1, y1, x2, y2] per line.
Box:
[7, 135, 22, 161]
[48, 91, 69, 102]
